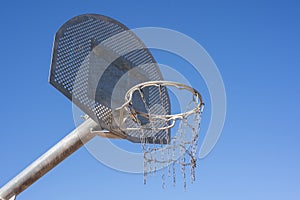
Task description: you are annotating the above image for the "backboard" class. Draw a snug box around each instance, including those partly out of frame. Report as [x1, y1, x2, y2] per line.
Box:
[49, 14, 171, 143]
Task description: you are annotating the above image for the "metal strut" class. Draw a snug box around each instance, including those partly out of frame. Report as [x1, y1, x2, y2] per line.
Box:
[0, 118, 99, 200]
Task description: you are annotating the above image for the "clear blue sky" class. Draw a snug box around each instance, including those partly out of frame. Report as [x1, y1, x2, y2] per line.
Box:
[0, 0, 299, 199]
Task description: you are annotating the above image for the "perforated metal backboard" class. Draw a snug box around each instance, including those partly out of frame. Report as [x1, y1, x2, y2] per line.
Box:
[49, 14, 170, 143]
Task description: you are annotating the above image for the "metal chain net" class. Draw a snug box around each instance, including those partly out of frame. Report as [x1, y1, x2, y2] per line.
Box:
[119, 82, 204, 190]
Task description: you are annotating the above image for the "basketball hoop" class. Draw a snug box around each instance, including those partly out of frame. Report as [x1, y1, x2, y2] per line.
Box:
[0, 14, 208, 200]
[113, 81, 204, 190]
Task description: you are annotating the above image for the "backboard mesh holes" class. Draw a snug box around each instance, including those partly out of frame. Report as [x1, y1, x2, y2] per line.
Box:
[50, 14, 170, 143]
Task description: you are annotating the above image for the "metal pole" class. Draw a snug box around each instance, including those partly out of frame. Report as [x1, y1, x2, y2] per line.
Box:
[0, 118, 99, 200]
